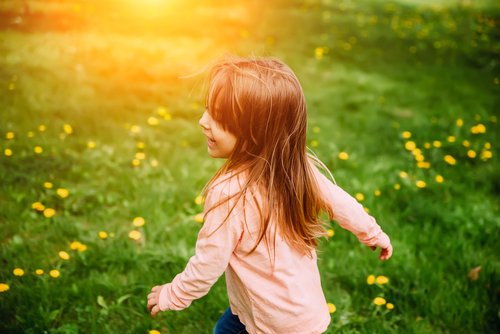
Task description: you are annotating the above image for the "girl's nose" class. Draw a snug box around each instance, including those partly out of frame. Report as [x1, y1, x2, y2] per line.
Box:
[199, 111, 209, 130]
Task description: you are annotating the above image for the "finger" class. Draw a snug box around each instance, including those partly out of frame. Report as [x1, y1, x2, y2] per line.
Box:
[151, 305, 160, 318]
[151, 285, 161, 293]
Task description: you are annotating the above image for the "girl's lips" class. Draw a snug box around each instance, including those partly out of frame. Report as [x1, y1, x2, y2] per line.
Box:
[207, 137, 216, 149]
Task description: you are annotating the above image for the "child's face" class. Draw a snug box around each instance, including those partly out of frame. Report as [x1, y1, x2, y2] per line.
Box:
[199, 111, 237, 159]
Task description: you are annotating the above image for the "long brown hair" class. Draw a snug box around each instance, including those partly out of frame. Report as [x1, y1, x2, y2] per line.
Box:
[202, 56, 333, 257]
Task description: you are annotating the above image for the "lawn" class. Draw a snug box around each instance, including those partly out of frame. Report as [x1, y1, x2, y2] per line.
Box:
[0, 0, 499, 333]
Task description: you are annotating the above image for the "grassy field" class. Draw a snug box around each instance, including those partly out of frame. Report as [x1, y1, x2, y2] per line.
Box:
[1, 0, 499, 333]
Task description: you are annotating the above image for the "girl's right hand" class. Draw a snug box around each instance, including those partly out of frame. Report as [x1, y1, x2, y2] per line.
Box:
[370, 244, 393, 261]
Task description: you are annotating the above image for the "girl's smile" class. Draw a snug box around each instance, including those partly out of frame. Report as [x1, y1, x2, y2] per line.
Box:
[199, 111, 237, 159]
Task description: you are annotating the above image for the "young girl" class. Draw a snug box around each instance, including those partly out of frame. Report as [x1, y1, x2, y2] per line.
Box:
[147, 57, 393, 334]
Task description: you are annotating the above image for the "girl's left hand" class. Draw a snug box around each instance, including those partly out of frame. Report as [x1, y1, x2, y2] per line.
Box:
[147, 285, 162, 318]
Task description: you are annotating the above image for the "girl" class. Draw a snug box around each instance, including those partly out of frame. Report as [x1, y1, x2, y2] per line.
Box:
[147, 57, 393, 334]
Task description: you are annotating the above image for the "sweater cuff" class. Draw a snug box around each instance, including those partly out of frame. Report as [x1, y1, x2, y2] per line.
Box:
[158, 283, 172, 311]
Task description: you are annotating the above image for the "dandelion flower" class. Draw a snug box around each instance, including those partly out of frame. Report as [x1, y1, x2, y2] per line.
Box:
[4, 148, 13, 156]
[70, 241, 81, 250]
[376, 275, 389, 284]
[13, 268, 24, 276]
[194, 213, 204, 223]
[43, 208, 56, 218]
[423, 142, 431, 149]
[35, 269, 44, 275]
[34, 146, 43, 154]
[338, 152, 349, 160]
[136, 142, 145, 149]
[32, 202, 45, 211]
[484, 142, 491, 149]
[462, 140, 470, 147]
[87, 141, 96, 149]
[327, 303, 336, 313]
[128, 230, 142, 240]
[355, 193, 365, 201]
[374, 189, 381, 196]
[98, 231, 108, 239]
[417, 161, 430, 169]
[150, 159, 159, 167]
[402, 131, 411, 139]
[314, 47, 325, 60]
[433, 140, 442, 148]
[373, 297, 386, 306]
[132, 159, 141, 167]
[147, 117, 159, 126]
[130, 125, 141, 134]
[310, 140, 319, 148]
[56, 188, 69, 198]
[394, 183, 401, 190]
[367, 275, 375, 285]
[59, 251, 70, 260]
[467, 150, 476, 158]
[416, 180, 426, 188]
[480, 150, 492, 160]
[133, 217, 145, 227]
[195, 196, 205, 205]
[447, 136, 456, 143]
[0, 283, 9, 292]
[49, 269, 60, 278]
[63, 124, 73, 135]
[386, 303, 394, 310]
[6, 132, 15, 139]
[313, 126, 321, 133]
[399, 171, 408, 178]
[77, 244, 87, 252]
[39, 125, 46, 132]
[456, 118, 463, 127]
[27, 131, 34, 138]
[435, 175, 444, 183]
[404, 141, 416, 151]
[471, 124, 486, 134]
[135, 152, 146, 160]
[44, 182, 53, 189]
[149, 330, 161, 334]
[327, 229, 334, 237]
[444, 155, 456, 165]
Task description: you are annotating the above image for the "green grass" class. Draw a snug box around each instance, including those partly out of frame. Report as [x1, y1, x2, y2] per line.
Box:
[1, 0, 499, 333]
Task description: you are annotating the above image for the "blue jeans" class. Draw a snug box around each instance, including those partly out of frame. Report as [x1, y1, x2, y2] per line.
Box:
[213, 307, 249, 334]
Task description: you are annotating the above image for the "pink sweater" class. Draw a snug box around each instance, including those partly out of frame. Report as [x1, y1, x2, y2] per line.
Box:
[158, 164, 391, 334]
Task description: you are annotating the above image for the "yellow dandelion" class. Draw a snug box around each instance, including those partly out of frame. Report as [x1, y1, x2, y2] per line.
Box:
[373, 297, 386, 306]
[56, 188, 69, 198]
[70, 241, 81, 250]
[480, 150, 492, 160]
[27, 131, 34, 138]
[402, 131, 411, 139]
[39, 125, 46, 132]
[35, 269, 44, 275]
[43, 208, 56, 218]
[314, 47, 325, 60]
[157, 106, 168, 116]
[367, 275, 376, 285]
[63, 124, 73, 134]
[77, 244, 87, 252]
[4, 148, 13, 156]
[374, 189, 381, 196]
[462, 140, 470, 147]
[456, 118, 463, 127]
[394, 183, 401, 190]
[34, 146, 43, 154]
[467, 150, 476, 158]
[150, 159, 159, 167]
[414, 154, 425, 162]
[310, 140, 319, 148]
[128, 230, 142, 240]
[133, 217, 145, 227]
[136, 141, 145, 149]
[6, 132, 14, 139]
[147, 117, 159, 126]
[32, 202, 45, 211]
[194, 213, 204, 223]
[447, 136, 456, 143]
[484, 142, 491, 149]
[13, 268, 24, 276]
[149, 330, 161, 334]
[59, 251, 70, 260]
[435, 175, 444, 183]
[423, 142, 431, 149]
[135, 152, 146, 160]
[87, 141, 96, 149]
[416, 180, 426, 188]
[444, 155, 456, 165]
[386, 303, 394, 310]
[132, 159, 141, 167]
[44, 182, 53, 189]
[433, 140, 442, 148]
[355, 193, 365, 201]
[130, 125, 141, 134]
[327, 303, 336, 313]
[399, 171, 408, 178]
[376, 275, 389, 284]
[404, 141, 416, 151]
[98, 231, 108, 239]
[327, 229, 334, 237]
[417, 161, 430, 169]
[313, 126, 321, 133]
[0, 283, 9, 292]
[195, 196, 205, 205]
[49, 269, 60, 278]
[163, 113, 172, 121]
[338, 152, 349, 160]
[471, 124, 486, 134]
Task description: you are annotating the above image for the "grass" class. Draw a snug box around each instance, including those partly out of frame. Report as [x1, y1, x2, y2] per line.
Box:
[1, 0, 499, 333]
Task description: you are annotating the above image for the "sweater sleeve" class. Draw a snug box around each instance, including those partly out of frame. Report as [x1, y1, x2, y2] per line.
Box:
[158, 181, 243, 311]
[311, 164, 391, 249]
